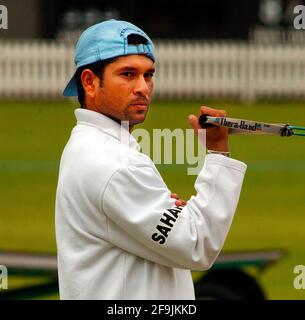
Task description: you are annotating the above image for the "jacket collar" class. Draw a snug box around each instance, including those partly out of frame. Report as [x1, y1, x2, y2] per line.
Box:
[75, 108, 140, 151]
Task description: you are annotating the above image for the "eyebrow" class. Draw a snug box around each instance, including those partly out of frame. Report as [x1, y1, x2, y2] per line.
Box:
[117, 66, 156, 73]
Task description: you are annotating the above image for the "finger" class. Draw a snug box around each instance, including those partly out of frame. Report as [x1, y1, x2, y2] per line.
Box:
[200, 106, 227, 117]
[188, 114, 201, 134]
[176, 200, 187, 206]
[175, 200, 183, 206]
[171, 193, 179, 199]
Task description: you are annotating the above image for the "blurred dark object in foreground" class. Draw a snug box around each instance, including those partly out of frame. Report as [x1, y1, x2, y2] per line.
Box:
[1, 0, 305, 41]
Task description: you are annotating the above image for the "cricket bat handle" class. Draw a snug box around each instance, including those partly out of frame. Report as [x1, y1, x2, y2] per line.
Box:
[198, 114, 294, 136]
[198, 114, 258, 135]
[198, 114, 252, 135]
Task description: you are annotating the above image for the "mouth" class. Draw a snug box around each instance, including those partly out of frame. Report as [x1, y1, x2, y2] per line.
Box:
[129, 102, 149, 111]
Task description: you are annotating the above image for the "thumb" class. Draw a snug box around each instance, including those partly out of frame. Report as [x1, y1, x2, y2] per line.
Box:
[188, 114, 201, 134]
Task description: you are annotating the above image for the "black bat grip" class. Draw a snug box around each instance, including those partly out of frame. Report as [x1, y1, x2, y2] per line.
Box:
[198, 114, 215, 128]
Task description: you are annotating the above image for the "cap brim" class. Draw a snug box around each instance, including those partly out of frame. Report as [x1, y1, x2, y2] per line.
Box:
[63, 73, 78, 97]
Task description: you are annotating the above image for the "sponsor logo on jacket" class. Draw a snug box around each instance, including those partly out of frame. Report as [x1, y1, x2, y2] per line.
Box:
[151, 206, 183, 244]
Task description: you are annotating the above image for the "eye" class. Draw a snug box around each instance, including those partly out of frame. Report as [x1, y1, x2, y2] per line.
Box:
[122, 71, 134, 78]
[145, 72, 154, 79]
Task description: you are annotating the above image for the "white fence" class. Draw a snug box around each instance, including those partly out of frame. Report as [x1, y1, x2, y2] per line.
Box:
[1, 40, 305, 101]
[0, 41, 74, 98]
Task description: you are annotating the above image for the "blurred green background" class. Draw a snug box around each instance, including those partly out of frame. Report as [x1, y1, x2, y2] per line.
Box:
[1, 99, 304, 299]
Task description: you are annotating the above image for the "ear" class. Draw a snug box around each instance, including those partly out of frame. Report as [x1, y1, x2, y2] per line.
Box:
[81, 69, 98, 99]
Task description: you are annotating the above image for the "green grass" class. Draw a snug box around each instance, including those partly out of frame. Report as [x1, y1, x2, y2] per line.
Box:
[1, 99, 305, 299]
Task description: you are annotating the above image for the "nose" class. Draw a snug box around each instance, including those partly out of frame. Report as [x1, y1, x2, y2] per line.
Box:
[133, 75, 150, 96]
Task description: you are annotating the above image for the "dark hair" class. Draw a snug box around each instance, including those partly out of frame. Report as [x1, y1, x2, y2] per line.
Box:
[76, 34, 151, 107]
[75, 57, 117, 107]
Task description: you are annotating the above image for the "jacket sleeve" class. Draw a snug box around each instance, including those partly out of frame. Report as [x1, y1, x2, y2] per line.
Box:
[102, 153, 247, 270]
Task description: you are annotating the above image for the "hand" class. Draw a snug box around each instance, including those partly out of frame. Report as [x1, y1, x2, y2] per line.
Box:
[188, 106, 229, 152]
[171, 193, 187, 206]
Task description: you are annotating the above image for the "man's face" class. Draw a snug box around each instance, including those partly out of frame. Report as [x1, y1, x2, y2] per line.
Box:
[94, 54, 155, 127]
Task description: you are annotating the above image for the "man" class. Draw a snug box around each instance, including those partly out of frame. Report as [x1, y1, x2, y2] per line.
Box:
[55, 19, 247, 300]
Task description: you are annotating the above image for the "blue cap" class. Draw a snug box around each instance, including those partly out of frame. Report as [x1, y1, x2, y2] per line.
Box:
[63, 19, 156, 97]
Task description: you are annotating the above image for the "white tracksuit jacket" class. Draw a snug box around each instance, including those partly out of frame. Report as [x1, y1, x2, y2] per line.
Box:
[55, 108, 247, 300]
